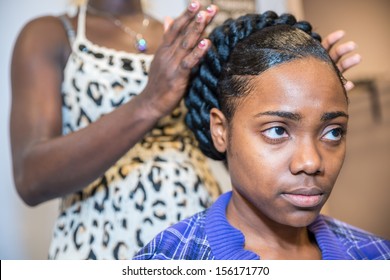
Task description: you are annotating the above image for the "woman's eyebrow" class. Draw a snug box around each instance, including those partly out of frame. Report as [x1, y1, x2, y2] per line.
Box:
[254, 111, 302, 121]
[321, 111, 349, 121]
[254, 111, 349, 122]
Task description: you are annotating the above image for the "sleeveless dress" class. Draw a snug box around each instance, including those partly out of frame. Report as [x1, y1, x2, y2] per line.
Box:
[48, 4, 221, 259]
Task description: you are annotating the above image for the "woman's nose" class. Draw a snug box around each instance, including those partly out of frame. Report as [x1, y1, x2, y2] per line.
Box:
[290, 138, 323, 176]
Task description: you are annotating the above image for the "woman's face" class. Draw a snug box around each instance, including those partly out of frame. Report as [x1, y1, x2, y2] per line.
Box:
[211, 57, 348, 227]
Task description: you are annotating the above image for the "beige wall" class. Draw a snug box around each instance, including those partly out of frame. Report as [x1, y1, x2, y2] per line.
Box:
[302, 0, 390, 239]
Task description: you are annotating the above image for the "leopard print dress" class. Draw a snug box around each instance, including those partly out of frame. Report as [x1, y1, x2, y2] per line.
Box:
[48, 4, 221, 259]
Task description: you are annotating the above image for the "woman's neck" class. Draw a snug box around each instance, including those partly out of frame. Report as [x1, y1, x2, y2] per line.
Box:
[226, 192, 321, 259]
[87, 0, 143, 16]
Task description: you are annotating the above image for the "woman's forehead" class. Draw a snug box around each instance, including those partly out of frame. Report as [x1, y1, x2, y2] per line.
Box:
[237, 57, 347, 114]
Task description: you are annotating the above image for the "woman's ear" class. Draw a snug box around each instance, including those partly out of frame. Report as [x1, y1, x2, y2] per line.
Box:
[210, 108, 228, 153]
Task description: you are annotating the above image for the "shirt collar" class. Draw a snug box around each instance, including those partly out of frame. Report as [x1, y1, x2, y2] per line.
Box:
[205, 192, 259, 260]
[308, 216, 352, 259]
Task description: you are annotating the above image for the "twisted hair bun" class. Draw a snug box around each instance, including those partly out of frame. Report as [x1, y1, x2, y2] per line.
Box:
[185, 11, 327, 160]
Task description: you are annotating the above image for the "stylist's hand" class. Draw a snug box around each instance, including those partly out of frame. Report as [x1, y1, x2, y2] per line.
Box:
[322, 30, 362, 91]
[141, 1, 217, 118]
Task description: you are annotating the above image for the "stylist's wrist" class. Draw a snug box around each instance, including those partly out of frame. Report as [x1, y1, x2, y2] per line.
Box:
[133, 90, 168, 123]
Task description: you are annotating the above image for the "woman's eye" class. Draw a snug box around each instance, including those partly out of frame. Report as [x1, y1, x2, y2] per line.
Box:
[323, 128, 344, 141]
[262, 127, 288, 140]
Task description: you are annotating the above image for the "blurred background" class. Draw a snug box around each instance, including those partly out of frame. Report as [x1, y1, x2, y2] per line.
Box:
[1, 0, 389, 259]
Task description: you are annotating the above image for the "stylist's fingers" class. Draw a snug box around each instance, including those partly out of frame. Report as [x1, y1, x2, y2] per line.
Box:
[163, 1, 200, 45]
[322, 30, 345, 51]
[344, 80, 355, 92]
[323, 30, 362, 73]
[204, 5, 218, 26]
[173, 5, 217, 54]
[338, 53, 361, 92]
[323, 29, 361, 92]
[328, 41, 358, 66]
[336, 52, 362, 73]
[180, 39, 210, 71]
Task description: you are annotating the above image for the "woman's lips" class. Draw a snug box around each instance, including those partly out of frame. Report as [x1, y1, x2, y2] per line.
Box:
[281, 189, 324, 208]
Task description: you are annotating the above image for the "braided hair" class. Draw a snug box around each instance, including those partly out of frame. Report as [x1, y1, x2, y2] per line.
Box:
[185, 11, 345, 160]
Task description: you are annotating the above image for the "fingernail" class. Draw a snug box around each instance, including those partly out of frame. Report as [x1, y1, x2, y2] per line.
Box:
[206, 5, 215, 14]
[353, 53, 362, 62]
[198, 39, 207, 49]
[189, 1, 199, 11]
[196, 11, 205, 23]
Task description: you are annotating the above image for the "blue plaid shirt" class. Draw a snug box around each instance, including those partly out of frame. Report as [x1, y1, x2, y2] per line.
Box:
[133, 192, 390, 260]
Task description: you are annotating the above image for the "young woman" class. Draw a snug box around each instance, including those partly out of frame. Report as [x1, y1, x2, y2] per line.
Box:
[133, 11, 390, 260]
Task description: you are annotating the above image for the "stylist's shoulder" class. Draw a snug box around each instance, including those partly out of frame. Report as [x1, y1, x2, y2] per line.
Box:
[13, 15, 71, 61]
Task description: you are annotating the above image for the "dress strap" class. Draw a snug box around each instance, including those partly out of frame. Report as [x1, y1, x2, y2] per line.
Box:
[77, 3, 88, 41]
[58, 2, 87, 47]
[59, 15, 76, 45]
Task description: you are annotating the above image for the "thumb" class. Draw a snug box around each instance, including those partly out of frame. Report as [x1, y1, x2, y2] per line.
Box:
[164, 16, 174, 33]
